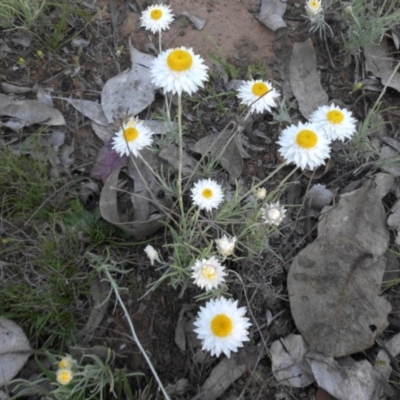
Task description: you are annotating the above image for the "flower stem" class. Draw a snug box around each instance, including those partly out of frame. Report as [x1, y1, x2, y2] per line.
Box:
[177, 94, 186, 230]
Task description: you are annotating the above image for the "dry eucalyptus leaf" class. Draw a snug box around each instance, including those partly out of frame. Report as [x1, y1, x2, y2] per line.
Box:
[258, 0, 287, 31]
[364, 41, 400, 93]
[165, 378, 189, 396]
[10, 31, 32, 47]
[35, 86, 54, 107]
[380, 146, 400, 176]
[65, 98, 109, 126]
[99, 149, 172, 239]
[101, 42, 155, 123]
[91, 121, 114, 143]
[198, 346, 262, 400]
[1, 83, 32, 94]
[193, 123, 243, 182]
[270, 334, 314, 388]
[0, 318, 31, 387]
[288, 181, 391, 357]
[290, 39, 328, 119]
[0, 94, 65, 127]
[90, 139, 128, 182]
[306, 184, 334, 211]
[159, 143, 201, 178]
[306, 352, 387, 400]
[374, 172, 395, 199]
[180, 11, 206, 30]
[175, 305, 192, 352]
[77, 276, 110, 343]
[388, 199, 400, 229]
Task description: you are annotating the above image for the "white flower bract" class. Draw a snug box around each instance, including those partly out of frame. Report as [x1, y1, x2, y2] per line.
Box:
[191, 256, 227, 291]
[305, 0, 322, 18]
[215, 235, 236, 258]
[309, 103, 357, 142]
[261, 202, 286, 226]
[144, 245, 160, 266]
[194, 297, 251, 358]
[150, 47, 208, 95]
[140, 4, 174, 34]
[255, 187, 267, 200]
[112, 117, 154, 157]
[191, 178, 224, 211]
[237, 79, 280, 114]
[277, 122, 331, 170]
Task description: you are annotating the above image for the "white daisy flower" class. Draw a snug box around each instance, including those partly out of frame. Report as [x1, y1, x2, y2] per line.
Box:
[150, 46, 208, 95]
[112, 117, 154, 157]
[56, 368, 73, 385]
[191, 256, 227, 291]
[215, 235, 236, 258]
[144, 245, 160, 266]
[191, 178, 224, 211]
[309, 103, 357, 142]
[58, 355, 75, 370]
[255, 187, 267, 200]
[277, 122, 331, 170]
[305, 0, 322, 19]
[237, 79, 280, 114]
[261, 202, 286, 226]
[194, 297, 251, 358]
[140, 4, 174, 34]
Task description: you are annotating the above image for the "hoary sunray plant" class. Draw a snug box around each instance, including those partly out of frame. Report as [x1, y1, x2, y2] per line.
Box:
[104, 3, 364, 362]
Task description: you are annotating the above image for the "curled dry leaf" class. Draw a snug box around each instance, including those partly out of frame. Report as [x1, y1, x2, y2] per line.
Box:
[258, 0, 287, 31]
[0, 94, 65, 127]
[288, 181, 391, 357]
[290, 39, 328, 119]
[99, 149, 172, 239]
[270, 334, 314, 388]
[0, 318, 32, 387]
[101, 42, 155, 123]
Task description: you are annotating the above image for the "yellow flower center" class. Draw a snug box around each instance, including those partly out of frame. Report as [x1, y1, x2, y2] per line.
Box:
[296, 129, 318, 149]
[150, 9, 163, 20]
[211, 314, 233, 337]
[58, 370, 73, 385]
[167, 49, 193, 72]
[311, 0, 319, 8]
[59, 359, 71, 369]
[327, 109, 344, 124]
[124, 126, 139, 142]
[202, 265, 216, 280]
[252, 82, 269, 97]
[202, 188, 213, 199]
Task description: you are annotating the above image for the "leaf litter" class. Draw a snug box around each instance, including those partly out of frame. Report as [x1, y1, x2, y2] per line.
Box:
[3, 1, 400, 398]
[288, 179, 391, 358]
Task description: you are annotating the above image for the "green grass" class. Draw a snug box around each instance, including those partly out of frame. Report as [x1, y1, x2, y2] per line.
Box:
[0, 147, 118, 347]
[0, 0, 94, 50]
[340, 0, 400, 54]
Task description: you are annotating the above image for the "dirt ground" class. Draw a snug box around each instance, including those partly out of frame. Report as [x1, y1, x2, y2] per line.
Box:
[2, 0, 400, 399]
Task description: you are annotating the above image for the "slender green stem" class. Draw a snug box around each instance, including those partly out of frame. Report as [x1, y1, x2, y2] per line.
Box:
[101, 266, 171, 400]
[177, 94, 186, 230]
